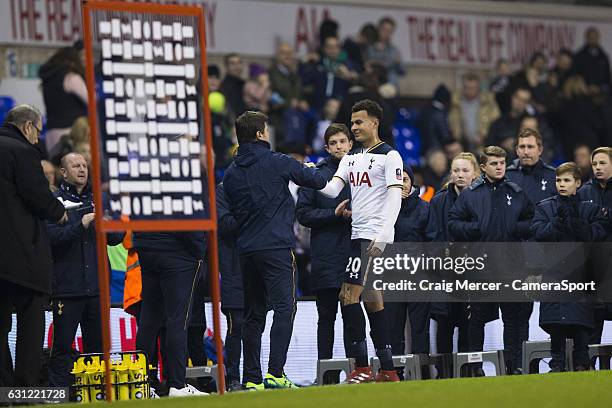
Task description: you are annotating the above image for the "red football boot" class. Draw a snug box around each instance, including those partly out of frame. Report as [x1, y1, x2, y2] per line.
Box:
[375, 369, 401, 382]
[345, 366, 374, 384]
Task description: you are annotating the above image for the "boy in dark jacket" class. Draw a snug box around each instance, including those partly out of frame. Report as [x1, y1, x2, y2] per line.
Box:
[531, 162, 608, 371]
[385, 165, 434, 368]
[448, 146, 534, 375]
[578, 147, 612, 346]
[47, 153, 124, 387]
[296, 124, 352, 383]
[223, 111, 327, 389]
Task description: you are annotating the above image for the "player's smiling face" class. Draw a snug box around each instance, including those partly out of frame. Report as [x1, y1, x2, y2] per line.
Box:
[351, 110, 377, 144]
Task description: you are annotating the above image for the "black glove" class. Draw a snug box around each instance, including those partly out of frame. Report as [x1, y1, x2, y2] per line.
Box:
[552, 217, 566, 232]
[569, 217, 592, 241]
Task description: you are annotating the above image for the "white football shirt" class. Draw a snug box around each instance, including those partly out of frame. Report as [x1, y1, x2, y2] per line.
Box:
[334, 142, 404, 241]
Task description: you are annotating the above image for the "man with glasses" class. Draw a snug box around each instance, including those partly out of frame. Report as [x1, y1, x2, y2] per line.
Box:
[0, 104, 67, 386]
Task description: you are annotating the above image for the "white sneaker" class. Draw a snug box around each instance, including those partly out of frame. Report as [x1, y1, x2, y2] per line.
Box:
[168, 384, 209, 397]
[149, 387, 160, 399]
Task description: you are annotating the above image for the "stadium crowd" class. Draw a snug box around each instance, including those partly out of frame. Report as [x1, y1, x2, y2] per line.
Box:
[0, 14, 610, 398]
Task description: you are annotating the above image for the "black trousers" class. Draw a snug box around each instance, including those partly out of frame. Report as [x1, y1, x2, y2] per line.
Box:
[136, 250, 201, 389]
[0, 280, 47, 386]
[48, 296, 102, 387]
[467, 303, 496, 353]
[545, 324, 590, 370]
[385, 302, 430, 355]
[500, 302, 532, 370]
[240, 249, 296, 384]
[187, 272, 207, 368]
[315, 288, 350, 360]
[436, 308, 469, 354]
[222, 308, 244, 383]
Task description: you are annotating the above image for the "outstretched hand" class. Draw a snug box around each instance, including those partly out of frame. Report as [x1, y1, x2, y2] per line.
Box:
[335, 199, 352, 219]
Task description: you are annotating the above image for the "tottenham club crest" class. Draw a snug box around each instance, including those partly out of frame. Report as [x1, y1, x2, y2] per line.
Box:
[506, 194, 513, 206]
[541, 179, 547, 191]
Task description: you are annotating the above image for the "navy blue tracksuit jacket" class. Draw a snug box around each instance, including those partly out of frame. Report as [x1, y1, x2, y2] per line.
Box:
[531, 195, 608, 329]
[506, 159, 557, 205]
[223, 140, 327, 254]
[295, 156, 351, 292]
[216, 183, 243, 309]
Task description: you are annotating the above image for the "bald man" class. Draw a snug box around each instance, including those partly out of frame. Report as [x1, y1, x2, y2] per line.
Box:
[46, 153, 124, 387]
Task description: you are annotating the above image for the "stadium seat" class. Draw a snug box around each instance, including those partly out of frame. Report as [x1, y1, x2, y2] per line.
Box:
[316, 358, 354, 385]
[428, 353, 453, 379]
[370, 355, 423, 380]
[453, 351, 506, 378]
[0, 96, 16, 125]
[588, 344, 612, 370]
[185, 364, 223, 391]
[521, 339, 574, 374]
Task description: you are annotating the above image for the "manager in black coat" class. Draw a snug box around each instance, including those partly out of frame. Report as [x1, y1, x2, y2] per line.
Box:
[296, 124, 352, 381]
[223, 111, 326, 388]
[531, 162, 608, 371]
[0, 105, 67, 386]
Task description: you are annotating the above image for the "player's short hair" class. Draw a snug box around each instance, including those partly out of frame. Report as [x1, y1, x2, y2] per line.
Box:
[351, 99, 383, 123]
[479, 146, 506, 165]
[517, 127, 543, 147]
[591, 146, 612, 161]
[235, 111, 267, 144]
[556, 162, 581, 181]
[5, 104, 41, 127]
[324, 123, 350, 145]
[379, 16, 396, 27]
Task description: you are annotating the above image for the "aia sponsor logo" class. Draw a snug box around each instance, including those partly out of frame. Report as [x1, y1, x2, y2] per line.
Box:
[349, 171, 372, 187]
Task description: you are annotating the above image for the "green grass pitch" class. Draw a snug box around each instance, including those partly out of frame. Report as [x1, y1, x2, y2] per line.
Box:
[63, 370, 612, 408]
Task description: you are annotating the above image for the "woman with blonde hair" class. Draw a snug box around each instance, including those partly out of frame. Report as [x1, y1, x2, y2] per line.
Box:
[49, 116, 90, 165]
[429, 152, 481, 377]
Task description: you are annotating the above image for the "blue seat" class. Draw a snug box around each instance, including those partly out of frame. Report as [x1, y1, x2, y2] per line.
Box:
[0, 96, 16, 125]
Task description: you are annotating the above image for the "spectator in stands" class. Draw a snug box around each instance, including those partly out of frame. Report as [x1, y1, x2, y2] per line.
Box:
[301, 36, 358, 112]
[243, 64, 271, 113]
[296, 124, 353, 384]
[448, 146, 534, 376]
[574, 144, 594, 183]
[367, 17, 405, 87]
[574, 27, 611, 95]
[422, 149, 449, 192]
[0, 104, 67, 387]
[417, 84, 456, 156]
[487, 86, 532, 153]
[512, 52, 554, 114]
[39, 45, 88, 152]
[49, 116, 90, 166]
[490, 58, 512, 114]
[449, 72, 500, 151]
[220, 53, 247, 117]
[208, 65, 222, 93]
[343, 23, 379, 73]
[313, 98, 340, 153]
[578, 147, 612, 346]
[269, 42, 309, 146]
[549, 48, 574, 92]
[41, 159, 58, 192]
[47, 153, 124, 387]
[209, 91, 234, 172]
[386, 164, 434, 371]
[336, 64, 395, 146]
[429, 152, 481, 375]
[216, 182, 244, 391]
[558, 75, 602, 157]
[532, 162, 608, 372]
[318, 19, 339, 52]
